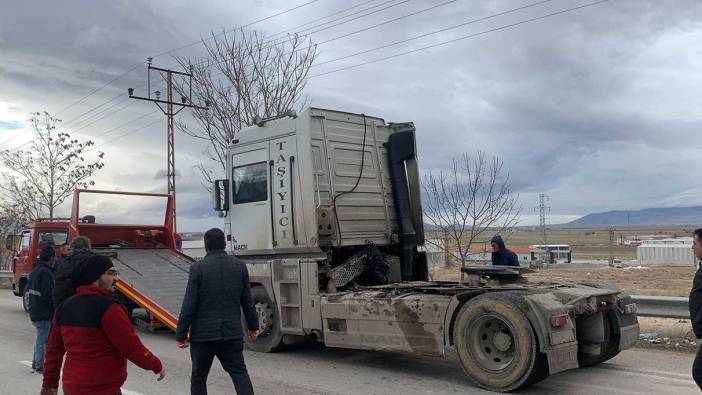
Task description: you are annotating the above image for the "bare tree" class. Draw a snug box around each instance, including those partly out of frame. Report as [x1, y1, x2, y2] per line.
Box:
[173, 30, 317, 190]
[0, 112, 105, 219]
[422, 150, 521, 269]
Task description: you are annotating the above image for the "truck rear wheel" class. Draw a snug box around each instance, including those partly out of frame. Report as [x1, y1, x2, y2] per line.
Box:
[453, 293, 542, 392]
[245, 286, 283, 353]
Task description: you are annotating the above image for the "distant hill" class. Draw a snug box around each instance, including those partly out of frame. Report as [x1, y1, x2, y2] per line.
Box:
[563, 206, 702, 227]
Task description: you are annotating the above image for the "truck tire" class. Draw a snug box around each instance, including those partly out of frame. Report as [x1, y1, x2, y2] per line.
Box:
[22, 284, 30, 313]
[453, 293, 542, 392]
[245, 286, 283, 353]
[115, 292, 139, 319]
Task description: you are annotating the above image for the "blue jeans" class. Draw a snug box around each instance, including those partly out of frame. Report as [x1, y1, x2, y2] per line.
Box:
[31, 320, 51, 370]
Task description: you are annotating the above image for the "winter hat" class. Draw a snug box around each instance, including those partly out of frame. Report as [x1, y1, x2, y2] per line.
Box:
[39, 244, 55, 262]
[74, 255, 114, 286]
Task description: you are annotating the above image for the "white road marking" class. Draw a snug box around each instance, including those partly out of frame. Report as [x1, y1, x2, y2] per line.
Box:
[17, 361, 146, 395]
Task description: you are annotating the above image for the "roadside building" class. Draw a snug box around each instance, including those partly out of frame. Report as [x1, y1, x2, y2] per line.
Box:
[529, 244, 572, 264]
[636, 237, 696, 265]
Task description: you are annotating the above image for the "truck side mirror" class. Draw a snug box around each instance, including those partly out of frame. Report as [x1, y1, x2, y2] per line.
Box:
[5, 235, 18, 252]
[212, 179, 230, 212]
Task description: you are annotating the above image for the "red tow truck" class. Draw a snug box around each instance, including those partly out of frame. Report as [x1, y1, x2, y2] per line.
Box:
[8, 189, 190, 329]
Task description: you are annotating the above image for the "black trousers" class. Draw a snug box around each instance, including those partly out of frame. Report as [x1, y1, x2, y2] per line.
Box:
[190, 339, 254, 395]
[694, 343, 702, 391]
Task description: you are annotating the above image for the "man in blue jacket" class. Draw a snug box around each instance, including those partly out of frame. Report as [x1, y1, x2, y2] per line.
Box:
[689, 228, 702, 389]
[490, 235, 520, 267]
[176, 228, 259, 395]
[28, 244, 56, 373]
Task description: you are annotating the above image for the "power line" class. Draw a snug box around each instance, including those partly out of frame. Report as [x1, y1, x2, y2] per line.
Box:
[309, 0, 610, 78]
[55, 62, 145, 116]
[59, 92, 125, 129]
[314, 0, 458, 47]
[187, 0, 406, 70]
[52, 0, 320, 123]
[266, 0, 378, 41]
[264, 0, 411, 51]
[150, 0, 321, 59]
[312, 0, 554, 68]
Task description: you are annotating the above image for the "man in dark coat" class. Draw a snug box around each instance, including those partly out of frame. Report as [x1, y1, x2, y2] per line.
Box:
[41, 255, 165, 395]
[490, 235, 520, 267]
[689, 228, 702, 389]
[28, 244, 56, 373]
[52, 236, 93, 309]
[176, 228, 259, 395]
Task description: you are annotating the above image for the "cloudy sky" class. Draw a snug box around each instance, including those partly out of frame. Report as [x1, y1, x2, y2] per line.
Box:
[1, 0, 701, 230]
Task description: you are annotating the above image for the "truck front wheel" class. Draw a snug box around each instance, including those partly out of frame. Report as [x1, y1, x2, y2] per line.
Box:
[453, 293, 544, 392]
[245, 286, 283, 353]
[22, 284, 30, 313]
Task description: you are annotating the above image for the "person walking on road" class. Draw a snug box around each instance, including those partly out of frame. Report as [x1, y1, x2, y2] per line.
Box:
[41, 255, 165, 395]
[28, 244, 56, 373]
[689, 228, 702, 390]
[53, 242, 71, 269]
[52, 236, 93, 309]
[490, 235, 520, 267]
[176, 227, 259, 395]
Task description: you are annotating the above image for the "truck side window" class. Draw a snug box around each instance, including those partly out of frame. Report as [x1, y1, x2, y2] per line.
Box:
[232, 162, 268, 204]
[20, 232, 31, 251]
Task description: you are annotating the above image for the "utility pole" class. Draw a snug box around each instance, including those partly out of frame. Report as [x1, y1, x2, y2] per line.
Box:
[533, 194, 550, 264]
[128, 58, 208, 232]
[608, 227, 615, 266]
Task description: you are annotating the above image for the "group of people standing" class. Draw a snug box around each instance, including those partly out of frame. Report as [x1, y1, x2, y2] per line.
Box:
[27, 228, 259, 395]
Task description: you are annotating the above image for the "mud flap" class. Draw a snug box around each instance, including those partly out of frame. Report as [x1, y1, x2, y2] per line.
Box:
[618, 323, 640, 350]
[545, 344, 579, 374]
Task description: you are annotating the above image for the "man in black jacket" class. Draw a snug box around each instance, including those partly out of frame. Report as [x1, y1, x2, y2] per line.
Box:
[52, 236, 93, 309]
[689, 228, 702, 389]
[176, 228, 259, 395]
[28, 244, 56, 373]
[490, 235, 520, 267]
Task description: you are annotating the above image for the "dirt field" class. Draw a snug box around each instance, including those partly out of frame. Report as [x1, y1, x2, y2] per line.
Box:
[427, 225, 694, 261]
[431, 264, 696, 297]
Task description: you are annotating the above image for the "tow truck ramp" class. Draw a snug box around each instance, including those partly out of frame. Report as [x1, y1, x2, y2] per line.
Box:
[102, 248, 194, 330]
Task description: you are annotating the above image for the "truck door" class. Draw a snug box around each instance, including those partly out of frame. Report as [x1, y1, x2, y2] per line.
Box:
[12, 230, 31, 274]
[269, 135, 299, 249]
[228, 143, 272, 252]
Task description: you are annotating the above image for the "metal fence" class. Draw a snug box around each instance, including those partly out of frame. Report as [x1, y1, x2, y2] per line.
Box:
[631, 295, 689, 319]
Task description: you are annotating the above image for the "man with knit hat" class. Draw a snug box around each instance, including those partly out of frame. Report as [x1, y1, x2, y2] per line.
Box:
[41, 255, 166, 395]
[28, 244, 56, 373]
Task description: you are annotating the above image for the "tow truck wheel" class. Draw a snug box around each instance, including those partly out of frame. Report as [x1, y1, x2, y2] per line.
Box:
[453, 293, 542, 392]
[245, 286, 283, 353]
[22, 285, 30, 313]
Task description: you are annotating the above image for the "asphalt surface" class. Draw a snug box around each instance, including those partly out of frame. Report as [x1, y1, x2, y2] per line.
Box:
[0, 290, 698, 395]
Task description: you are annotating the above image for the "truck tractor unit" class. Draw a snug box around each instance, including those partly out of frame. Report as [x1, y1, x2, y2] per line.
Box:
[211, 108, 640, 392]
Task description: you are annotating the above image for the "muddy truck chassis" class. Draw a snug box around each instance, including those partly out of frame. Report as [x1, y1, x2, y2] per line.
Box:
[213, 108, 640, 392]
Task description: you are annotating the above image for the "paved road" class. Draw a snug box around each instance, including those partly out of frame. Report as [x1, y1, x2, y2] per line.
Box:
[0, 291, 697, 395]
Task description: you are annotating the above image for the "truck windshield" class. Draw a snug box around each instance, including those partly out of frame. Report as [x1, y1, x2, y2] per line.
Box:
[232, 162, 268, 204]
[39, 231, 68, 246]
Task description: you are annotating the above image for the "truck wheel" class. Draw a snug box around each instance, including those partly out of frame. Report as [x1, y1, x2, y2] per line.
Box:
[245, 286, 283, 353]
[115, 292, 139, 319]
[22, 285, 30, 313]
[453, 293, 540, 392]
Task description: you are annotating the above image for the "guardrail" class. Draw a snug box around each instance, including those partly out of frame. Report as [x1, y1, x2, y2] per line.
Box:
[0, 271, 12, 279]
[631, 295, 689, 319]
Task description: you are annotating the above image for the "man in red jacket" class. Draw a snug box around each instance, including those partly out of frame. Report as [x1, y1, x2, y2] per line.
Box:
[40, 255, 166, 395]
